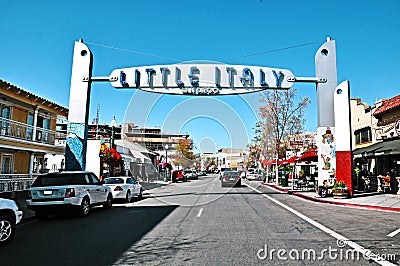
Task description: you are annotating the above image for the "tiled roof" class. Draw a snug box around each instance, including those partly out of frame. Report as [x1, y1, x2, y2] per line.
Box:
[373, 95, 400, 117]
[0, 79, 68, 115]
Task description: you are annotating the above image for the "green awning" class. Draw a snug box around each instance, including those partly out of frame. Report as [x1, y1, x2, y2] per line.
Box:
[353, 139, 400, 158]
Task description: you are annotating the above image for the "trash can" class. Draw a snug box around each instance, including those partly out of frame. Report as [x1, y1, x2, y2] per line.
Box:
[281, 173, 288, 186]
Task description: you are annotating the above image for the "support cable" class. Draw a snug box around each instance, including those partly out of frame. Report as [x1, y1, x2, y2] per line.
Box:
[85, 40, 321, 63]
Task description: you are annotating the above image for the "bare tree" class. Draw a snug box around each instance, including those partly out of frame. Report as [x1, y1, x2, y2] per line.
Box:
[258, 88, 310, 161]
[247, 121, 272, 168]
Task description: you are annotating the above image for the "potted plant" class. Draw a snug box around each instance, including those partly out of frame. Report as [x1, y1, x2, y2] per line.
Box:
[299, 169, 304, 177]
[332, 181, 348, 199]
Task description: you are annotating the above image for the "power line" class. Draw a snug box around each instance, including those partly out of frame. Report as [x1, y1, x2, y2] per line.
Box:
[85, 41, 182, 62]
[224, 41, 320, 61]
[85, 40, 320, 63]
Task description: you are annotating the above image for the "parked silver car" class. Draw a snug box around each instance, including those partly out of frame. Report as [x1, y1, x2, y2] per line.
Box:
[26, 171, 113, 218]
[0, 198, 23, 245]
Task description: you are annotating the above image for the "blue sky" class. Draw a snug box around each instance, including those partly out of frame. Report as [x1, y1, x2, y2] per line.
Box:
[1, 0, 400, 153]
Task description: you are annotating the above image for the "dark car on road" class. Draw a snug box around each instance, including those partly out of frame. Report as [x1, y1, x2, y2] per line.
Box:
[220, 171, 241, 187]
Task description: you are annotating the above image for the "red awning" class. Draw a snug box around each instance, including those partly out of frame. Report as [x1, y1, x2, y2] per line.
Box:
[282, 156, 298, 165]
[262, 159, 268, 166]
[296, 152, 318, 162]
[265, 159, 283, 166]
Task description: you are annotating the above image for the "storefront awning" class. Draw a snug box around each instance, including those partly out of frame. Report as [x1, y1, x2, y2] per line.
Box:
[130, 149, 152, 164]
[353, 138, 400, 158]
[296, 152, 318, 162]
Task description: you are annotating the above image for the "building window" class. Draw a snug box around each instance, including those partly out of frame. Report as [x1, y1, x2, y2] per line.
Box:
[355, 127, 372, 144]
[0, 105, 11, 136]
[36, 116, 50, 142]
[1, 154, 13, 174]
[27, 113, 34, 140]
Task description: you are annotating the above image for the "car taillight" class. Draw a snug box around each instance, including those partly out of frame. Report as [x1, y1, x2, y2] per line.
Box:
[65, 188, 75, 198]
[114, 186, 123, 191]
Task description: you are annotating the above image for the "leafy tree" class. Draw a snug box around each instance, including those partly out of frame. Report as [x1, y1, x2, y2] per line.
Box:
[173, 139, 196, 169]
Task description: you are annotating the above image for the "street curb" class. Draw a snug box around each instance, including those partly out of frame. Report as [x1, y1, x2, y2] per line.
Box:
[260, 182, 400, 213]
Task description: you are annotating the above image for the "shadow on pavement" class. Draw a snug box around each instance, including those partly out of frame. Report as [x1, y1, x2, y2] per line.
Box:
[0, 205, 178, 266]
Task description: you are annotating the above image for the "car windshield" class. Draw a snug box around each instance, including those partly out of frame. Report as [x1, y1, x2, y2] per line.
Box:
[104, 178, 124, 184]
[31, 173, 88, 187]
[223, 171, 239, 176]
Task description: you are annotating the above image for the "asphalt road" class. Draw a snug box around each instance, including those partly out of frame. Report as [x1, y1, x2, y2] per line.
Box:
[1, 174, 399, 265]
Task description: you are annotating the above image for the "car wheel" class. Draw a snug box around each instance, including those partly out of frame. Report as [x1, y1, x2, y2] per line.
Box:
[0, 214, 15, 245]
[78, 197, 90, 217]
[103, 194, 113, 209]
[126, 190, 133, 203]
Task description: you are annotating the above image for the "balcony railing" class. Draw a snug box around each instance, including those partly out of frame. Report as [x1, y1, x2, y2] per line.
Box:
[0, 117, 66, 145]
[0, 174, 38, 193]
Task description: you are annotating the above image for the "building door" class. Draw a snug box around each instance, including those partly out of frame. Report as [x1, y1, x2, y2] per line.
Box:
[1, 154, 13, 174]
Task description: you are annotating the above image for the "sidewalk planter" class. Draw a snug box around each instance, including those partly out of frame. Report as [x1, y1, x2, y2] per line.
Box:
[332, 181, 349, 199]
[332, 188, 348, 199]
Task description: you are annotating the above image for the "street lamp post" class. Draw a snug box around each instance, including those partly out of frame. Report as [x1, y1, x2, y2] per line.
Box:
[164, 144, 169, 182]
[110, 116, 117, 176]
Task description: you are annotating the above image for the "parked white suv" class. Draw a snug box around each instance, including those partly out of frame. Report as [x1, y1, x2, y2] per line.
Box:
[0, 198, 23, 245]
[26, 171, 113, 218]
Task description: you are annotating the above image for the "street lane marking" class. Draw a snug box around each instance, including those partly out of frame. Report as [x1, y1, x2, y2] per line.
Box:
[244, 183, 395, 266]
[197, 208, 204, 217]
[387, 228, 400, 237]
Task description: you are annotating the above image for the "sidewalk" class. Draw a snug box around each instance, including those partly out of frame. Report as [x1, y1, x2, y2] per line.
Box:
[261, 182, 400, 212]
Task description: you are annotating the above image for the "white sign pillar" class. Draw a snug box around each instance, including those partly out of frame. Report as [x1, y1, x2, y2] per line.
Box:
[315, 38, 338, 192]
[334, 81, 353, 196]
[65, 40, 93, 171]
[315, 38, 353, 195]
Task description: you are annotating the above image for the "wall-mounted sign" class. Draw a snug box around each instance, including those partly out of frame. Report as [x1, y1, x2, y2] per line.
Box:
[395, 118, 400, 136]
[109, 63, 294, 95]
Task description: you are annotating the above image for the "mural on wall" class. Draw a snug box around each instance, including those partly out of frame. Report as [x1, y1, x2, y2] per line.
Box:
[65, 123, 87, 171]
[318, 127, 336, 185]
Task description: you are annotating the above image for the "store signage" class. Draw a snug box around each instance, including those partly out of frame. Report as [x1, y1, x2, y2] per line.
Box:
[109, 64, 294, 95]
[395, 118, 400, 136]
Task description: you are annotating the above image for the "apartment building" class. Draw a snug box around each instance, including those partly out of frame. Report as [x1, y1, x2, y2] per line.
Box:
[0, 80, 68, 192]
[122, 123, 192, 152]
